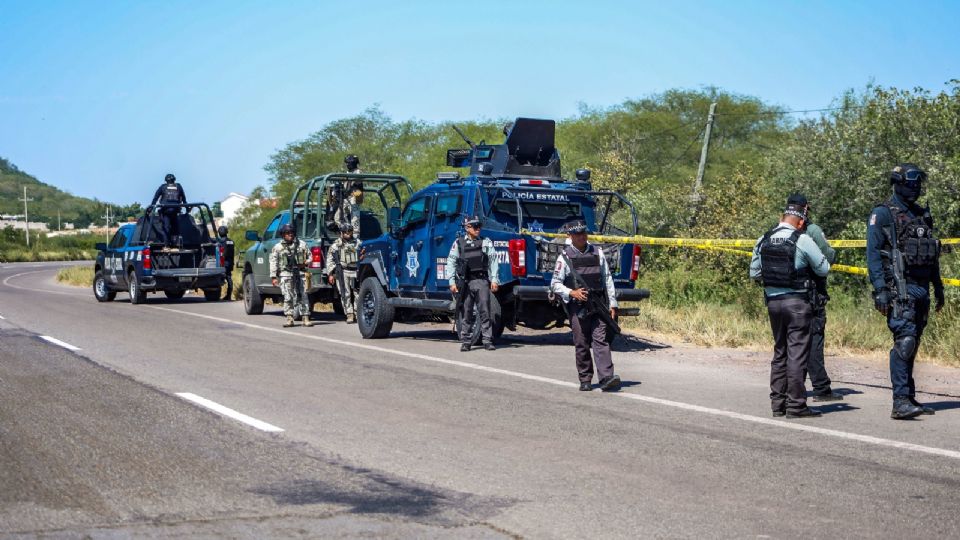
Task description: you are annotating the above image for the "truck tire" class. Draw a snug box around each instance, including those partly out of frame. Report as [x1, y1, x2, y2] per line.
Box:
[93, 270, 116, 302]
[243, 273, 264, 315]
[202, 288, 220, 301]
[128, 271, 146, 305]
[164, 290, 185, 300]
[456, 293, 502, 345]
[357, 277, 393, 339]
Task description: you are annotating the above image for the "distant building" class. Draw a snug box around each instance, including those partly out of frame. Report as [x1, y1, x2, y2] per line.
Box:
[0, 219, 49, 232]
[218, 192, 250, 225]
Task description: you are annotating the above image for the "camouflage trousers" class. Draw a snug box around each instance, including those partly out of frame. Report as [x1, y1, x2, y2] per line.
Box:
[280, 275, 310, 317]
[336, 270, 358, 316]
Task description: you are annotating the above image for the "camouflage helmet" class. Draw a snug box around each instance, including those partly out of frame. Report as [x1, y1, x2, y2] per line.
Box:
[278, 223, 295, 237]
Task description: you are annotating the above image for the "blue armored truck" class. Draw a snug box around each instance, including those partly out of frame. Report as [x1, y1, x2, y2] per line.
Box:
[93, 203, 226, 304]
[355, 118, 650, 342]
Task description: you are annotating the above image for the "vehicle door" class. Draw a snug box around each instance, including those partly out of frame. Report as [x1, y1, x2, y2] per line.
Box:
[105, 227, 133, 288]
[253, 213, 287, 289]
[396, 194, 433, 291]
[431, 190, 465, 289]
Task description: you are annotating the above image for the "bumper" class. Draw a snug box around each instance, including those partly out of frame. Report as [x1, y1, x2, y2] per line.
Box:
[144, 268, 226, 290]
[513, 285, 650, 302]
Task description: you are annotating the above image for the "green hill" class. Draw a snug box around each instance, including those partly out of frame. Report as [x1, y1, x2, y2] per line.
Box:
[0, 157, 138, 228]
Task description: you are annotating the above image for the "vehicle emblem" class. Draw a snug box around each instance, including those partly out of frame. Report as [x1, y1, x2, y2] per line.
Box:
[406, 246, 420, 277]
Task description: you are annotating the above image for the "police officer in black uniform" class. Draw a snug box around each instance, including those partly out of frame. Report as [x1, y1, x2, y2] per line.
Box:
[217, 225, 235, 300]
[344, 154, 360, 173]
[150, 173, 187, 245]
[867, 163, 945, 420]
[447, 215, 500, 351]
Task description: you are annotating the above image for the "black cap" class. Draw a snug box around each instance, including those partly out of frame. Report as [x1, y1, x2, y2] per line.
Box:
[464, 215, 482, 227]
[164, 173, 176, 183]
[564, 219, 588, 234]
[784, 193, 809, 220]
[344, 155, 360, 170]
[786, 193, 808, 207]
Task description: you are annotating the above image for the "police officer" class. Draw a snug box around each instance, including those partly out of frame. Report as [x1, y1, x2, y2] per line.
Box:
[270, 223, 313, 328]
[750, 194, 830, 418]
[325, 222, 361, 323]
[217, 225, 235, 301]
[150, 173, 187, 245]
[803, 207, 842, 402]
[867, 163, 945, 420]
[334, 181, 363, 238]
[447, 215, 500, 351]
[344, 154, 361, 174]
[550, 220, 621, 392]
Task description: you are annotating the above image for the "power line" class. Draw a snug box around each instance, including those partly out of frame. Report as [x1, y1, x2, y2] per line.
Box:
[663, 126, 707, 170]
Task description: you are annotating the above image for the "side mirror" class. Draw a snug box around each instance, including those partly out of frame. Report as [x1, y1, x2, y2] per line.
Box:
[387, 207, 403, 233]
[245, 230, 261, 242]
[95, 242, 107, 251]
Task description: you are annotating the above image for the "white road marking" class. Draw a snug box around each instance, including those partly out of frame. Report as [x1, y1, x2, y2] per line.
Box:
[0, 314, 5, 319]
[151, 306, 960, 462]
[40, 335, 82, 351]
[175, 392, 284, 432]
[3, 269, 88, 297]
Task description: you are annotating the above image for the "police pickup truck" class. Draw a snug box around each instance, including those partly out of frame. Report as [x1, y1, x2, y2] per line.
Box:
[355, 117, 650, 342]
[241, 174, 413, 316]
[92, 203, 226, 304]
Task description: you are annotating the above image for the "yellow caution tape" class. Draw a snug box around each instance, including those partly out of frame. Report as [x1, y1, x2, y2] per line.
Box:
[523, 230, 960, 286]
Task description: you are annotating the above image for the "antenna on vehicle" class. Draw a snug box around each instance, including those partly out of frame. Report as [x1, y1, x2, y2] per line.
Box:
[451, 125, 476, 150]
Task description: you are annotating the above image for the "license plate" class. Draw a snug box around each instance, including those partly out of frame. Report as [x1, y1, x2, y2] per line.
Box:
[178, 276, 192, 282]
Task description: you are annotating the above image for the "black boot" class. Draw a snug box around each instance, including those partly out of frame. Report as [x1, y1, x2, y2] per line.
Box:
[909, 397, 935, 415]
[460, 343, 471, 352]
[579, 382, 593, 392]
[786, 408, 822, 418]
[599, 375, 622, 392]
[811, 391, 843, 402]
[891, 398, 924, 420]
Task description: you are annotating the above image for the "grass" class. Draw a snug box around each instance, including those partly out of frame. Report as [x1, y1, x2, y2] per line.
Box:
[57, 265, 95, 287]
[1, 249, 96, 262]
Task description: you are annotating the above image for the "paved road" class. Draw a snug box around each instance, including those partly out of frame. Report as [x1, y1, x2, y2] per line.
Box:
[3, 261, 960, 538]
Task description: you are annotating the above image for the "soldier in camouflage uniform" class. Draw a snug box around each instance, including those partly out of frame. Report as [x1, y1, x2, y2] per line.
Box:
[334, 181, 364, 238]
[325, 222, 362, 323]
[270, 223, 313, 328]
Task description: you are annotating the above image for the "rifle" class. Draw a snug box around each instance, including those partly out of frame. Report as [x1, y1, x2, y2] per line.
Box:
[881, 225, 911, 320]
[559, 251, 621, 335]
[286, 243, 307, 310]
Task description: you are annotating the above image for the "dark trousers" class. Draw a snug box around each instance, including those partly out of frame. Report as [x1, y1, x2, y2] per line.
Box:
[767, 295, 813, 413]
[888, 283, 930, 398]
[159, 209, 179, 244]
[460, 278, 493, 344]
[568, 304, 614, 384]
[807, 305, 832, 394]
[222, 264, 234, 301]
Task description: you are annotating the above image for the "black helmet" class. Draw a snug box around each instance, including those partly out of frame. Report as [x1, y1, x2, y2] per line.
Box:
[217, 225, 228, 237]
[890, 163, 926, 186]
[344, 154, 360, 171]
[164, 173, 176, 183]
[339, 222, 354, 233]
[278, 223, 295, 236]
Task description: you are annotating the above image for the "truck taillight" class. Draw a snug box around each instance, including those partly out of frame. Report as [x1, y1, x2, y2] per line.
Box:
[309, 246, 323, 269]
[509, 238, 526, 277]
[217, 244, 224, 267]
[630, 244, 641, 281]
[143, 247, 151, 270]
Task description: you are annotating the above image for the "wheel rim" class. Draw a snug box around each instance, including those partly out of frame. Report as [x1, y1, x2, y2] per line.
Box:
[361, 290, 376, 324]
[95, 277, 106, 297]
[129, 279, 136, 297]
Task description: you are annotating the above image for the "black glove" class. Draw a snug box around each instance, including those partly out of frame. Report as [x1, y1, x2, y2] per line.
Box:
[935, 286, 945, 312]
[873, 289, 892, 316]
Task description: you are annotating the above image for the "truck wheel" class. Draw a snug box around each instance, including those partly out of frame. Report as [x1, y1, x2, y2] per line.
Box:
[357, 277, 393, 339]
[202, 289, 220, 301]
[93, 270, 116, 302]
[243, 273, 264, 315]
[128, 271, 146, 305]
[164, 290, 185, 300]
[456, 294, 502, 345]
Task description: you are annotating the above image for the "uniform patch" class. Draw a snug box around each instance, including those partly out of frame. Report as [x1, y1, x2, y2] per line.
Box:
[870, 214, 877, 226]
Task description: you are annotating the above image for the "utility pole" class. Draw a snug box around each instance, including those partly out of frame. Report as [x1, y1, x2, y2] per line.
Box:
[101, 206, 113, 243]
[18, 186, 33, 247]
[58, 209, 61, 232]
[692, 102, 718, 205]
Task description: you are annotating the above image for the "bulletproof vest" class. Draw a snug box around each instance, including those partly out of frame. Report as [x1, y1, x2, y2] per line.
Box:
[459, 236, 488, 278]
[339, 240, 359, 270]
[886, 200, 939, 268]
[280, 241, 303, 272]
[758, 227, 814, 290]
[221, 239, 235, 267]
[563, 244, 604, 291]
[163, 184, 180, 204]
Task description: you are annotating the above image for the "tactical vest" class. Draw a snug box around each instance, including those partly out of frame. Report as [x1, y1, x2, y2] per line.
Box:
[339, 240, 359, 270]
[563, 244, 604, 292]
[279, 241, 304, 273]
[758, 227, 814, 290]
[459, 237, 488, 279]
[886, 200, 939, 267]
[163, 184, 180, 204]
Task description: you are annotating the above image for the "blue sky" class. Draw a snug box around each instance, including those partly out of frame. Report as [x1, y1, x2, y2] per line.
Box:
[1, 0, 958, 206]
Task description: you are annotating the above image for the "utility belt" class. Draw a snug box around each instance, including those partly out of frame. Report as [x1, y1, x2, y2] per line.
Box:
[467, 271, 489, 281]
[764, 290, 815, 305]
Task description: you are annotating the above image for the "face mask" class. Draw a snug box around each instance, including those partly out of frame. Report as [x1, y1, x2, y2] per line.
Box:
[895, 182, 921, 203]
